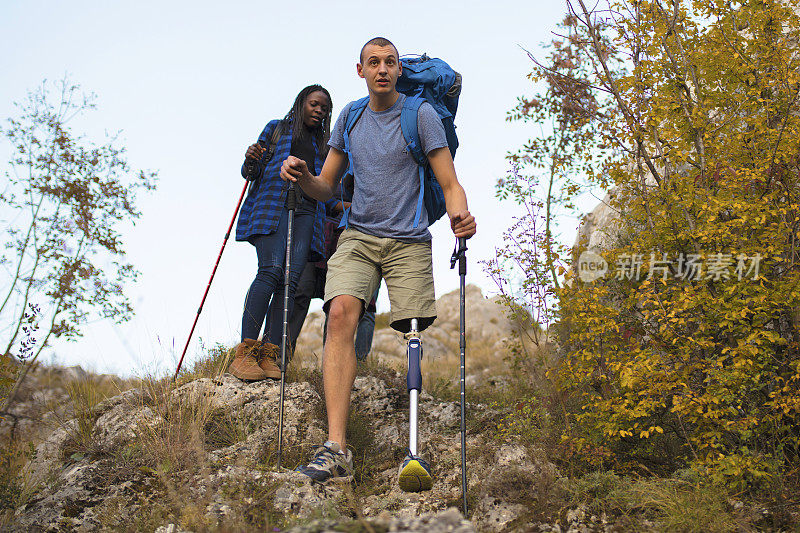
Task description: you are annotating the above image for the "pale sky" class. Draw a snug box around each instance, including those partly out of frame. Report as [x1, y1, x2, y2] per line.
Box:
[0, 1, 588, 377]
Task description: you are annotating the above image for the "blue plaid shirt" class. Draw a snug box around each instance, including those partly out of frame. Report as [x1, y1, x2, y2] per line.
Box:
[236, 119, 330, 260]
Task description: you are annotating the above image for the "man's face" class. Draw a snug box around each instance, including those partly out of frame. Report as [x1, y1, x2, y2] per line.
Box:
[357, 45, 401, 96]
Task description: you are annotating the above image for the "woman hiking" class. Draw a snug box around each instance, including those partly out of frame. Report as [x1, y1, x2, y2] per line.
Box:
[230, 84, 333, 381]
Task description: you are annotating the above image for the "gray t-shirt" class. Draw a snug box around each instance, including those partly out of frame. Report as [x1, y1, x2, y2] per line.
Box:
[328, 93, 448, 242]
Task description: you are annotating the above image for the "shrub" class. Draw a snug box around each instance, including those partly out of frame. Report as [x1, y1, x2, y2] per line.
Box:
[497, 0, 800, 489]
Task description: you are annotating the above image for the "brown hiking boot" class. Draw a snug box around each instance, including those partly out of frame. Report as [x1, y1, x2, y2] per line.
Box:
[257, 341, 282, 380]
[229, 339, 268, 382]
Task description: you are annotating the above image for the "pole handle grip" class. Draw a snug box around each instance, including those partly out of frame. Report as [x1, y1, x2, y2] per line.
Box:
[286, 183, 297, 210]
[450, 237, 467, 273]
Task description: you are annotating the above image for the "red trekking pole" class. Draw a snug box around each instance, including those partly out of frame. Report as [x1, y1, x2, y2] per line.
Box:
[173, 181, 249, 381]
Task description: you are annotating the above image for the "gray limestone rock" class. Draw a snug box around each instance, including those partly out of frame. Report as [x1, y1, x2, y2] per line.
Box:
[294, 285, 513, 368]
[4, 284, 574, 532]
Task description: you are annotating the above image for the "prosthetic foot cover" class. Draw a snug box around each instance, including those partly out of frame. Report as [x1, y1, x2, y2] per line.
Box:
[398, 451, 433, 492]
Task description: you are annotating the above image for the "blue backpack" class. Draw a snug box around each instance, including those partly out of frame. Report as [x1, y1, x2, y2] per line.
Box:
[342, 54, 462, 228]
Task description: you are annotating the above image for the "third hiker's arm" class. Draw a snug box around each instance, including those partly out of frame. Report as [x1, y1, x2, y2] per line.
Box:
[427, 147, 477, 239]
[280, 147, 348, 202]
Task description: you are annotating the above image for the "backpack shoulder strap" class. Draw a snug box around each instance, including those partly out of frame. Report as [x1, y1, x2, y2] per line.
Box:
[400, 96, 426, 166]
[400, 95, 429, 228]
[339, 97, 369, 230]
[343, 97, 370, 154]
[248, 121, 284, 178]
[264, 121, 284, 163]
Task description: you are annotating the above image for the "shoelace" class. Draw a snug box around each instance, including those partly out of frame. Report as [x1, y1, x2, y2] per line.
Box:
[244, 343, 260, 359]
[404, 450, 430, 467]
[310, 446, 337, 467]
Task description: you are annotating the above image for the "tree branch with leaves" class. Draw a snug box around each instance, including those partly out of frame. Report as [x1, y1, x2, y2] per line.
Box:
[0, 78, 157, 413]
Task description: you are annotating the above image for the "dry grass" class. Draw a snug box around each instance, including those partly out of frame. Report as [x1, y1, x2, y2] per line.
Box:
[175, 342, 235, 384]
[291, 307, 521, 378]
[64, 361, 283, 530]
[0, 368, 136, 529]
[373, 311, 391, 331]
[420, 334, 514, 393]
[292, 326, 525, 397]
[134, 375, 215, 474]
[0, 437, 29, 525]
[557, 472, 757, 532]
[61, 374, 132, 458]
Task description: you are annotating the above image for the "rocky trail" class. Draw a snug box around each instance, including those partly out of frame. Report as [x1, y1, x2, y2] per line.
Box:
[4, 287, 587, 532]
[9, 370, 560, 532]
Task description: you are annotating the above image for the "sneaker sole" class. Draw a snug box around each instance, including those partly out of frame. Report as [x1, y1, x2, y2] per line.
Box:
[398, 460, 432, 492]
[294, 471, 353, 484]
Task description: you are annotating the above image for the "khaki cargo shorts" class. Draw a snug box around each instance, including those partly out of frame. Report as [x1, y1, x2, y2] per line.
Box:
[324, 228, 437, 332]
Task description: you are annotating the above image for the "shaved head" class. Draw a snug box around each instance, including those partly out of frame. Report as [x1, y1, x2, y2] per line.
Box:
[359, 36, 399, 64]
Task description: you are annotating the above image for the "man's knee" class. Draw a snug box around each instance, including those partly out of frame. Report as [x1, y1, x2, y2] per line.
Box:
[327, 295, 362, 332]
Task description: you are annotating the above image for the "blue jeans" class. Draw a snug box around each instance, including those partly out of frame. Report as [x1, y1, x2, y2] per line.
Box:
[241, 208, 314, 344]
[266, 260, 320, 353]
[355, 303, 376, 361]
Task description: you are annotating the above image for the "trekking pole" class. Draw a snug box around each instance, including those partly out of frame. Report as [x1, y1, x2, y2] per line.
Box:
[450, 237, 468, 515]
[173, 180, 249, 381]
[277, 183, 296, 470]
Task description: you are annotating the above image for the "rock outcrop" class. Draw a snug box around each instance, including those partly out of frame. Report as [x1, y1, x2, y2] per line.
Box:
[3, 286, 574, 531]
[295, 285, 514, 368]
[0, 364, 121, 446]
[11, 368, 557, 532]
[575, 190, 620, 251]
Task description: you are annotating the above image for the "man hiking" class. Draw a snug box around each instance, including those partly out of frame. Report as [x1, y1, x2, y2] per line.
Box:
[280, 37, 476, 488]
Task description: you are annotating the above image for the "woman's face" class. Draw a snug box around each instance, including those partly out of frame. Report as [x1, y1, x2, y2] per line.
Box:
[303, 90, 331, 129]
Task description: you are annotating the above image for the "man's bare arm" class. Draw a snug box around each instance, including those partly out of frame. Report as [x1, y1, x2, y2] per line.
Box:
[427, 147, 477, 239]
[280, 147, 349, 201]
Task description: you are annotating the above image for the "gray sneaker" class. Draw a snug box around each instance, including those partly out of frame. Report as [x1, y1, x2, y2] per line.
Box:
[295, 441, 354, 482]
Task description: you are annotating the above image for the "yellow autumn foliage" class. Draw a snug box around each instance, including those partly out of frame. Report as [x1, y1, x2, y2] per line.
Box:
[501, 0, 800, 488]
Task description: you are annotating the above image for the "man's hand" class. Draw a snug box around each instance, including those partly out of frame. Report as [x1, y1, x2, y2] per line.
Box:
[331, 201, 351, 216]
[245, 143, 266, 161]
[450, 211, 476, 239]
[280, 156, 312, 183]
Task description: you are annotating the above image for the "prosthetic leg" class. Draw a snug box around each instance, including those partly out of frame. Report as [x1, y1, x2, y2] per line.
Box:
[398, 318, 433, 492]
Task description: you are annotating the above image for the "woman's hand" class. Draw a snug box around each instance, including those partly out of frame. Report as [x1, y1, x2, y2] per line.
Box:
[245, 143, 265, 161]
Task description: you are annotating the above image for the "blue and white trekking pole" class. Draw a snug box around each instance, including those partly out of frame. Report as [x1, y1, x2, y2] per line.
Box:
[277, 182, 296, 470]
[451, 237, 468, 515]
